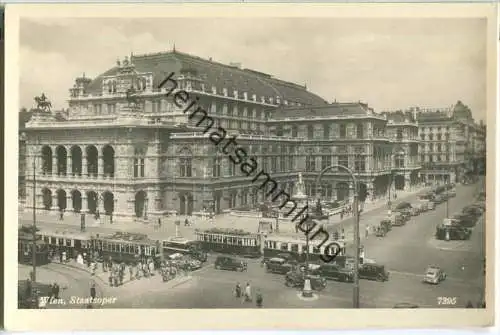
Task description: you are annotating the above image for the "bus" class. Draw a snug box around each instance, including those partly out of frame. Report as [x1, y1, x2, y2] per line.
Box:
[195, 228, 261, 258]
[162, 237, 207, 262]
[18, 228, 50, 266]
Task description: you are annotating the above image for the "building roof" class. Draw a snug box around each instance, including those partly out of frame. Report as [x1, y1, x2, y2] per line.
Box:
[85, 50, 327, 106]
[268, 102, 382, 121]
[382, 110, 417, 124]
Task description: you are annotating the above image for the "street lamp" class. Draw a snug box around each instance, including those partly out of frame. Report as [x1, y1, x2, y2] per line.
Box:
[301, 197, 313, 298]
[315, 164, 360, 308]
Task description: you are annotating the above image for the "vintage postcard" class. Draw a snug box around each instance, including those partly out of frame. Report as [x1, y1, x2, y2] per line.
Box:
[3, 2, 497, 331]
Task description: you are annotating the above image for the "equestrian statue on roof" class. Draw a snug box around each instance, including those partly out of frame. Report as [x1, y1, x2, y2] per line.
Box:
[34, 93, 52, 112]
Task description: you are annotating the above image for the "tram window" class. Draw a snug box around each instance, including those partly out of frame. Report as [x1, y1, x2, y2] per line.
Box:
[237, 238, 243, 246]
[66, 239, 72, 247]
[44, 236, 49, 244]
[291, 244, 299, 253]
[280, 243, 288, 251]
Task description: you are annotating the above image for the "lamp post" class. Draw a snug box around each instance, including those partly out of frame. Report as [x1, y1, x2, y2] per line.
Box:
[315, 164, 359, 308]
[301, 197, 313, 298]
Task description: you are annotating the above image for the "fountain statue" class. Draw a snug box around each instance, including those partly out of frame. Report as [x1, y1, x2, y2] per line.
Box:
[292, 172, 308, 202]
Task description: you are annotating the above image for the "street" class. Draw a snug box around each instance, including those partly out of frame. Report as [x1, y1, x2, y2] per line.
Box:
[100, 182, 485, 309]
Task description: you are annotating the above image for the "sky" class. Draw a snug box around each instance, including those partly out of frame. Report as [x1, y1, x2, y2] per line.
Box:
[19, 17, 487, 121]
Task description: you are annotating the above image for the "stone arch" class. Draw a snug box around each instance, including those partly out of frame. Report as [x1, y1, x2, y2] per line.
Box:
[71, 189, 82, 212]
[56, 146, 67, 176]
[85, 145, 98, 177]
[336, 182, 350, 201]
[212, 191, 222, 214]
[178, 192, 193, 215]
[41, 145, 52, 174]
[42, 188, 52, 210]
[56, 189, 67, 210]
[102, 191, 115, 215]
[394, 175, 405, 190]
[86, 190, 98, 214]
[70, 145, 82, 176]
[135, 190, 147, 218]
[102, 145, 115, 177]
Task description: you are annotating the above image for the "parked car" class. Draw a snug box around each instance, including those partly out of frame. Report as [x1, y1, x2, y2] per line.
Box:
[265, 257, 294, 275]
[452, 214, 477, 228]
[214, 256, 247, 272]
[285, 271, 327, 291]
[358, 263, 390, 282]
[462, 206, 483, 217]
[312, 264, 354, 282]
[435, 222, 471, 240]
[423, 266, 446, 284]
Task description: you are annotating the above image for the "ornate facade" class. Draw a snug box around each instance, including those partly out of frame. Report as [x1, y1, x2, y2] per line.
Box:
[21, 50, 484, 224]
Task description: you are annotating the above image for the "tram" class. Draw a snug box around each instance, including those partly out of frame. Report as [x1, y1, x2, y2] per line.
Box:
[195, 228, 262, 258]
[97, 232, 161, 264]
[263, 235, 346, 265]
[39, 229, 93, 261]
[18, 228, 50, 266]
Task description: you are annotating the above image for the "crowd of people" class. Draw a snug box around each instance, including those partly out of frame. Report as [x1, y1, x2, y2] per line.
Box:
[234, 282, 263, 308]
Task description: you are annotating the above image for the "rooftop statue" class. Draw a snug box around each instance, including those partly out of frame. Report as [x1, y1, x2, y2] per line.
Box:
[34, 93, 52, 113]
[125, 85, 139, 107]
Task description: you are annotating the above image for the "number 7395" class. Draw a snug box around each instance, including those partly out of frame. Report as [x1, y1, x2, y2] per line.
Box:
[437, 297, 457, 305]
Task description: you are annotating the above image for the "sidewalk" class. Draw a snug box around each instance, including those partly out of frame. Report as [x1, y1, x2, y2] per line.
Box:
[53, 259, 193, 296]
[19, 186, 429, 241]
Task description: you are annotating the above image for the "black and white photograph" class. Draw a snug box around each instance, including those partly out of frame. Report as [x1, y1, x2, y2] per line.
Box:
[3, 2, 496, 331]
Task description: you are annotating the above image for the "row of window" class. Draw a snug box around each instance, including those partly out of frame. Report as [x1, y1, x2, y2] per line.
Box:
[421, 155, 452, 163]
[420, 133, 451, 141]
[195, 233, 259, 246]
[264, 240, 340, 256]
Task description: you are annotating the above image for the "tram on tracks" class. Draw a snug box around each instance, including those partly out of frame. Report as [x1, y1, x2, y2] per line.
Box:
[97, 232, 161, 264]
[263, 235, 346, 265]
[39, 229, 93, 260]
[18, 226, 50, 266]
[194, 228, 262, 258]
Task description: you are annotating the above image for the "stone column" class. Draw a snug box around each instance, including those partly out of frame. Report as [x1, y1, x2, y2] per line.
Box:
[52, 154, 57, 175]
[51, 193, 59, 212]
[98, 155, 104, 178]
[81, 196, 88, 213]
[404, 174, 411, 191]
[82, 156, 88, 176]
[67, 155, 73, 176]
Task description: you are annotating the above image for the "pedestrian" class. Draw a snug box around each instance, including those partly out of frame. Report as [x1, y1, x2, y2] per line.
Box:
[243, 282, 252, 303]
[158, 218, 162, 230]
[59, 210, 64, 221]
[53, 283, 60, 300]
[234, 282, 241, 298]
[365, 226, 370, 238]
[129, 265, 134, 281]
[256, 289, 263, 308]
[340, 210, 344, 220]
[90, 283, 96, 300]
[184, 218, 189, 226]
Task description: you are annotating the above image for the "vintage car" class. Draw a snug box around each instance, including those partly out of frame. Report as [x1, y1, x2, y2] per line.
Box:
[265, 257, 294, 275]
[214, 256, 247, 272]
[435, 222, 471, 241]
[423, 266, 446, 284]
[284, 271, 327, 291]
[451, 213, 477, 228]
[376, 219, 392, 237]
[388, 212, 405, 226]
[312, 264, 354, 282]
[358, 263, 390, 282]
